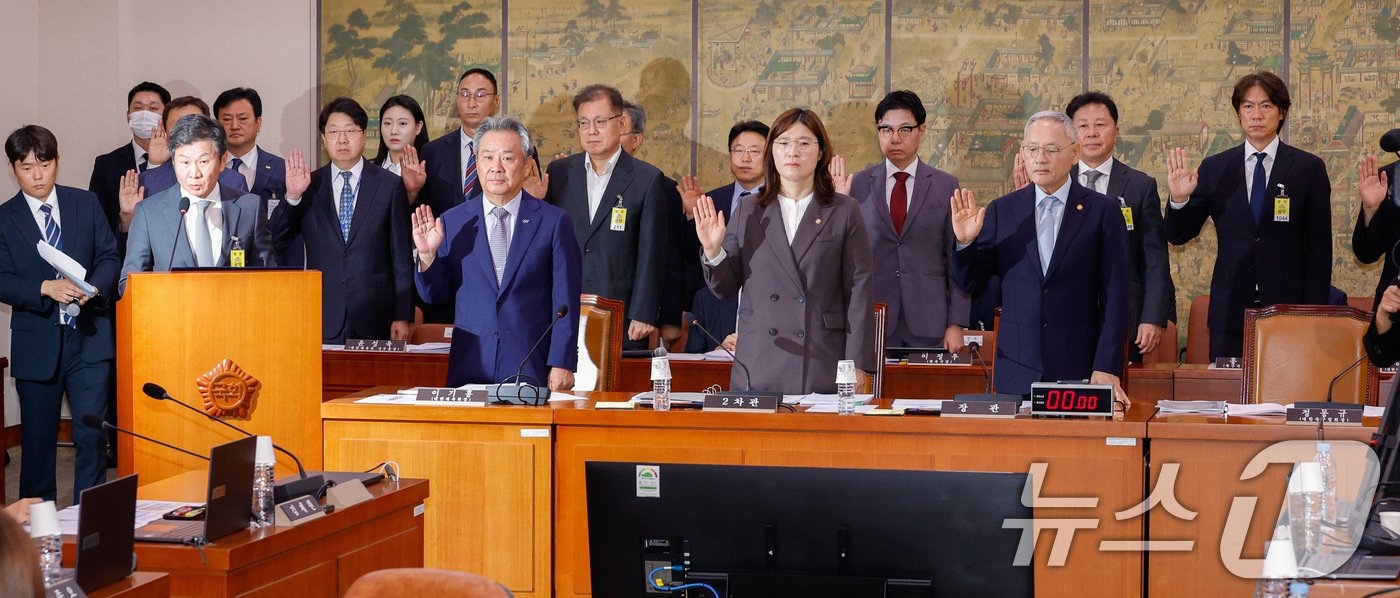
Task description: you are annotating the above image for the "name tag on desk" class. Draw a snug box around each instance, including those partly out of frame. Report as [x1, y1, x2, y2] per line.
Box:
[344, 339, 407, 352]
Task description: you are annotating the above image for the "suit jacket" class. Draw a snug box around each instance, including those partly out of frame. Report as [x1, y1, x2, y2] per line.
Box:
[89, 142, 138, 259]
[0, 186, 120, 380]
[704, 192, 876, 394]
[660, 175, 701, 326]
[1073, 160, 1175, 327]
[416, 193, 582, 386]
[546, 151, 668, 325]
[951, 182, 1131, 395]
[1166, 142, 1332, 335]
[850, 160, 969, 344]
[704, 183, 743, 221]
[269, 160, 413, 341]
[418, 129, 470, 216]
[237, 148, 293, 267]
[118, 184, 262, 293]
[1352, 160, 1400, 310]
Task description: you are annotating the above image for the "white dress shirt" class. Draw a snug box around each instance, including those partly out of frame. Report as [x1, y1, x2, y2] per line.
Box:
[585, 147, 623, 221]
[227, 146, 259, 191]
[182, 185, 225, 262]
[1169, 137, 1279, 209]
[485, 192, 523, 277]
[776, 192, 815, 245]
[24, 188, 61, 239]
[382, 158, 403, 177]
[132, 141, 148, 171]
[332, 159, 365, 217]
[1077, 157, 1114, 195]
[883, 159, 919, 208]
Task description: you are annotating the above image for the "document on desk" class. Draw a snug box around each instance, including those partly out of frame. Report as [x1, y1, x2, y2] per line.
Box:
[56, 500, 193, 535]
[702, 348, 734, 361]
[804, 404, 878, 414]
[1221, 402, 1285, 416]
[1160, 400, 1229, 414]
[406, 342, 451, 353]
[890, 399, 946, 411]
[783, 393, 875, 406]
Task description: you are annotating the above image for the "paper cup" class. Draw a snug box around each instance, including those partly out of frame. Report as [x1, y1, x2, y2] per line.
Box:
[255, 436, 275, 466]
[28, 501, 60, 538]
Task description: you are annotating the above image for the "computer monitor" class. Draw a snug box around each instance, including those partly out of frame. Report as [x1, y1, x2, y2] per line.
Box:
[586, 462, 1032, 597]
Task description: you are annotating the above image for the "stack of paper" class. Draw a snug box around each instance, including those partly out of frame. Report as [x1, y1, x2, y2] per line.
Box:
[1158, 400, 1228, 414]
[407, 342, 451, 353]
[782, 393, 875, 406]
[804, 404, 879, 414]
[1223, 403, 1287, 416]
[891, 399, 946, 411]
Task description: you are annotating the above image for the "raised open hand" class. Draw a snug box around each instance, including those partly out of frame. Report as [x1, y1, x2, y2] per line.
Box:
[285, 149, 311, 199]
[693, 194, 727, 260]
[949, 188, 985, 245]
[1166, 147, 1199, 203]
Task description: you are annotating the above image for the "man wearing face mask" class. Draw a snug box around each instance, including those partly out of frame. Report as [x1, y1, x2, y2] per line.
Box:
[118, 115, 263, 293]
[89, 82, 169, 260]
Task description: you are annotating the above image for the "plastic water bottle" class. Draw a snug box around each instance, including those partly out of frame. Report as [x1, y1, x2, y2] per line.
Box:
[835, 360, 857, 415]
[27, 500, 63, 585]
[1286, 581, 1309, 597]
[1315, 443, 1337, 525]
[650, 355, 672, 412]
[252, 436, 276, 528]
[1290, 462, 1324, 553]
[1255, 534, 1296, 598]
[1255, 579, 1287, 598]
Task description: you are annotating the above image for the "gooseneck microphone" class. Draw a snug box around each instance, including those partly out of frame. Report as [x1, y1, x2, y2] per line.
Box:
[81, 414, 208, 461]
[689, 319, 758, 392]
[169, 197, 191, 271]
[496, 305, 569, 405]
[142, 383, 308, 478]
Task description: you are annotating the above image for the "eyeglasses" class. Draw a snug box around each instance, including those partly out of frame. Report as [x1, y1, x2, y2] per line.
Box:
[772, 138, 818, 154]
[577, 114, 622, 130]
[458, 89, 497, 101]
[729, 148, 762, 158]
[1021, 142, 1076, 159]
[877, 125, 918, 139]
[322, 128, 364, 140]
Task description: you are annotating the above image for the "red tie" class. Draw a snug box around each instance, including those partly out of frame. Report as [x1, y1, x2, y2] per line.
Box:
[891, 171, 910, 235]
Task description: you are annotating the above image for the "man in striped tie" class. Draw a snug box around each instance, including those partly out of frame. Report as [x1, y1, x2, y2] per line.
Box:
[0, 125, 120, 502]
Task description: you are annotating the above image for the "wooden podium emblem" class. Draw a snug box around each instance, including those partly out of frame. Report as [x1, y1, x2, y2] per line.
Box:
[196, 359, 261, 419]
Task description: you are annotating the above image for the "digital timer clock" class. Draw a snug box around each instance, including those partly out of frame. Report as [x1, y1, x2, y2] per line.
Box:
[1030, 382, 1115, 417]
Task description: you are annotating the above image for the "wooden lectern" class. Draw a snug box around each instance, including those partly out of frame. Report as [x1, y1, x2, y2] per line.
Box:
[117, 270, 322, 482]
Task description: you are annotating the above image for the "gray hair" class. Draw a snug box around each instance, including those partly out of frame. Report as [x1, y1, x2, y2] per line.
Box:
[472, 116, 534, 156]
[621, 101, 646, 136]
[1023, 110, 1077, 143]
[167, 114, 227, 155]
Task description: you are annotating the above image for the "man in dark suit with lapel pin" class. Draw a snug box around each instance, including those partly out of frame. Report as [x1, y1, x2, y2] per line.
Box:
[545, 84, 668, 348]
[843, 90, 969, 352]
[274, 98, 413, 343]
[682, 120, 769, 353]
[1353, 149, 1399, 310]
[88, 82, 170, 260]
[214, 87, 289, 265]
[951, 111, 1131, 399]
[1166, 71, 1331, 359]
[1066, 92, 1175, 362]
[0, 125, 120, 501]
[119, 115, 263, 292]
[410, 116, 581, 389]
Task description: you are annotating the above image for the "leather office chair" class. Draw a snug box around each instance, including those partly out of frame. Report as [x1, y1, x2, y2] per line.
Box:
[1241, 304, 1377, 405]
[1184, 295, 1210, 364]
[1348, 296, 1375, 314]
[407, 324, 451, 344]
[345, 568, 511, 598]
[574, 294, 624, 392]
[869, 303, 887, 397]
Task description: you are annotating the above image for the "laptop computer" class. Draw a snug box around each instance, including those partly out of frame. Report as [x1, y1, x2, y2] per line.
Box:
[1321, 552, 1400, 580]
[54, 474, 139, 592]
[134, 436, 255, 545]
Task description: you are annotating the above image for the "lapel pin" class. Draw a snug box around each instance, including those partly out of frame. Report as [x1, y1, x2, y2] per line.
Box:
[815, 219, 822, 224]
[522, 219, 531, 224]
[1076, 204, 1083, 211]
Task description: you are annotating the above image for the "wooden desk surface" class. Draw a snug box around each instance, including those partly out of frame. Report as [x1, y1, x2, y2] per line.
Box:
[71, 471, 428, 597]
[554, 392, 1154, 598]
[87, 571, 171, 598]
[1145, 413, 1377, 597]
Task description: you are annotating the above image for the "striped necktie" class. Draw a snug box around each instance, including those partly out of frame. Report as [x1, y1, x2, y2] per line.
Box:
[39, 204, 75, 328]
[462, 143, 478, 201]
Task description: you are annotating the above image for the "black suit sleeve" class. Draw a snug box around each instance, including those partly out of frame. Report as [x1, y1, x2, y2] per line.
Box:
[1302, 157, 1333, 304]
[1365, 319, 1400, 368]
[628, 173, 669, 325]
[87, 197, 121, 306]
[268, 175, 318, 251]
[1353, 165, 1397, 264]
[659, 181, 697, 327]
[1136, 177, 1174, 326]
[388, 180, 415, 322]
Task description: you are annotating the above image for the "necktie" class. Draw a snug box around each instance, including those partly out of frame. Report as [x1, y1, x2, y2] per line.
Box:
[1037, 195, 1061, 275]
[39, 204, 74, 328]
[1249, 152, 1268, 226]
[192, 199, 214, 267]
[890, 171, 911, 235]
[1082, 169, 1104, 192]
[339, 171, 354, 242]
[462, 143, 478, 201]
[489, 206, 510, 285]
[228, 157, 244, 178]
[738, 189, 753, 199]
[138, 154, 148, 173]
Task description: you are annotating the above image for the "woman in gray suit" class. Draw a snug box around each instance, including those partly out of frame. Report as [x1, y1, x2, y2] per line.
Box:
[693, 108, 876, 394]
